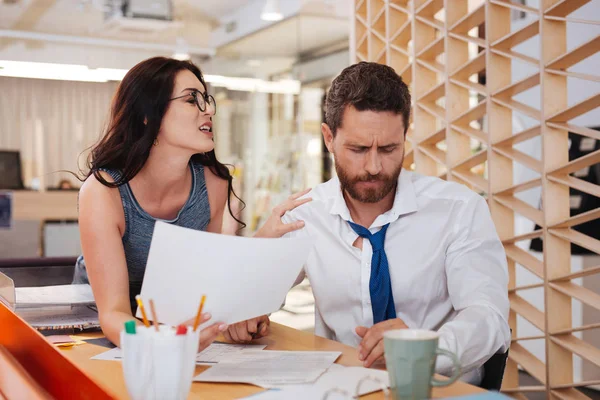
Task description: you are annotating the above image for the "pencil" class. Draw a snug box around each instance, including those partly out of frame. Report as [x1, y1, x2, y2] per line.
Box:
[193, 295, 206, 332]
[149, 299, 159, 332]
[135, 295, 150, 327]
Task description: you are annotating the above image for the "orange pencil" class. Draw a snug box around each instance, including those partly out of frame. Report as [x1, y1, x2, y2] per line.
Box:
[193, 295, 206, 332]
[135, 295, 150, 327]
[149, 299, 159, 332]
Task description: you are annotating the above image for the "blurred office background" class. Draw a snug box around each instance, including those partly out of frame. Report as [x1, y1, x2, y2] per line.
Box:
[0, 0, 347, 344]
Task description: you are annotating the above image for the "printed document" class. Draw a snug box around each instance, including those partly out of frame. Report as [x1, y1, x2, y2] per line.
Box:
[137, 222, 314, 327]
[239, 364, 390, 398]
[194, 350, 341, 386]
[91, 342, 267, 365]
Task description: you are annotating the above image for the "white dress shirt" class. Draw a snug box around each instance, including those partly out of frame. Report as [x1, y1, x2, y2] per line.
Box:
[282, 169, 511, 385]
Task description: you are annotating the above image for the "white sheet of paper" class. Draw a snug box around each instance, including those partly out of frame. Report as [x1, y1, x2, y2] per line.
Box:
[240, 387, 323, 400]
[196, 342, 267, 365]
[90, 342, 267, 365]
[91, 347, 122, 361]
[294, 364, 389, 394]
[16, 284, 95, 307]
[194, 350, 341, 386]
[136, 222, 314, 327]
[240, 364, 390, 399]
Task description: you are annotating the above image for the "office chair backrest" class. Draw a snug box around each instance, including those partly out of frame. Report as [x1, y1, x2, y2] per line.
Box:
[480, 348, 510, 391]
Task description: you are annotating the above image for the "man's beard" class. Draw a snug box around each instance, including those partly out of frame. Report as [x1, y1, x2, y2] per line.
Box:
[335, 159, 403, 204]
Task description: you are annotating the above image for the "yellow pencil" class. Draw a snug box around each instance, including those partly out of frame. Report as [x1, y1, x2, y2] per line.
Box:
[149, 299, 159, 332]
[193, 295, 206, 332]
[135, 295, 150, 327]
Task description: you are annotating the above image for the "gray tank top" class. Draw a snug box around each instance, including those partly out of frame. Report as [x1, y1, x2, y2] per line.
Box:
[74, 161, 211, 313]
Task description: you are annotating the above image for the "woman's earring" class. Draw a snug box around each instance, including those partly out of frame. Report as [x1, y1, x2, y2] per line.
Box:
[153, 138, 159, 146]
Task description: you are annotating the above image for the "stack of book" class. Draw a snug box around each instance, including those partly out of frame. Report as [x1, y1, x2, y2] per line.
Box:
[0, 272, 99, 333]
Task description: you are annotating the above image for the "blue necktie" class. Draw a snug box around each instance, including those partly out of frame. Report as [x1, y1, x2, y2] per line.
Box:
[348, 221, 396, 324]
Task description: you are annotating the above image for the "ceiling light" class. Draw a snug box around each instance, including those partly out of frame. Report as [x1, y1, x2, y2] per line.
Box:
[0, 60, 112, 82]
[261, 0, 283, 21]
[172, 52, 191, 61]
[246, 59, 261, 67]
[172, 37, 190, 61]
[204, 74, 300, 94]
[0, 60, 301, 94]
[95, 68, 128, 81]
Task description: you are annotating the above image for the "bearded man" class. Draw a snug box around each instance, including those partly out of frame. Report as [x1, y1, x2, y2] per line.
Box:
[227, 62, 511, 386]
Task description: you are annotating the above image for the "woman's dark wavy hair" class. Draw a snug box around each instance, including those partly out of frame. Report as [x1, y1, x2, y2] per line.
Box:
[83, 56, 245, 229]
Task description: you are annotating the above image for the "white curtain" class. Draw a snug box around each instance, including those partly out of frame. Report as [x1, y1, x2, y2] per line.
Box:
[0, 76, 118, 188]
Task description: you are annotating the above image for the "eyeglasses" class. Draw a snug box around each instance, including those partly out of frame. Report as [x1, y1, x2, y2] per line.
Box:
[169, 91, 217, 115]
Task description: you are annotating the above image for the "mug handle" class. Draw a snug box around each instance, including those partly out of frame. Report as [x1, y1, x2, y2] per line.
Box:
[431, 348, 462, 387]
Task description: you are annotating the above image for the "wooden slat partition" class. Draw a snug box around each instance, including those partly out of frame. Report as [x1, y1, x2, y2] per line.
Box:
[544, 0, 592, 17]
[495, 178, 542, 197]
[510, 343, 547, 385]
[551, 335, 600, 368]
[352, 0, 600, 397]
[552, 388, 594, 400]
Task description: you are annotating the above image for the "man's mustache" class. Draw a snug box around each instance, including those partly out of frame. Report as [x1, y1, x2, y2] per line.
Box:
[354, 174, 391, 182]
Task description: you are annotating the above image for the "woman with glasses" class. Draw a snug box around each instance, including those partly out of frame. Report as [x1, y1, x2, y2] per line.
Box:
[74, 57, 309, 349]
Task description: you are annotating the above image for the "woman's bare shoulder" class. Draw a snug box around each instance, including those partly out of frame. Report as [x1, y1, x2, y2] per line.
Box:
[203, 165, 229, 210]
[78, 171, 124, 224]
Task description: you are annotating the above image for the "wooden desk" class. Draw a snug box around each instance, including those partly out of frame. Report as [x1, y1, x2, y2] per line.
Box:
[64, 323, 484, 399]
[11, 190, 79, 221]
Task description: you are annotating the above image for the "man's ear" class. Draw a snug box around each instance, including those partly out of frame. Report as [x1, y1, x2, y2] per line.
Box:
[321, 123, 335, 154]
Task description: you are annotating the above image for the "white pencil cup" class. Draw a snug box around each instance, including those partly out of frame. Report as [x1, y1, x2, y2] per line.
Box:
[121, 325, 200, 400]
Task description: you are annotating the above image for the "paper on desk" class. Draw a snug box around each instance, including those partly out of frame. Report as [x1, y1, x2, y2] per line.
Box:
[240, 364, 389, 399]
[90, 342, 267, 365]
[194, 350, 341, 386]
[137, 222, 314, 327]
[196, 342, 267, 365]
[295, 364, 389, 393]
[440, 393, 513, 400]
[241, 387, 323, 399]
[16, 284, 95, 307]
[44, 335, 85, 348]
[46, 335, 76, 344]
[91, 347, 122, 361]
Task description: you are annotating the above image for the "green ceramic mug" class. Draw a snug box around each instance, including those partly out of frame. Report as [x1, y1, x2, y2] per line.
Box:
[383, 329, 462, 400]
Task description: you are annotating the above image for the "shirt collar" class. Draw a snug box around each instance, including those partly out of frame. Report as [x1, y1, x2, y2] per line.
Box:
[329, 169, 418, 228]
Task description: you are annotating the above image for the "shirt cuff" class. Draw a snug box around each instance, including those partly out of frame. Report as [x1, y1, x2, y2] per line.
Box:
[435, 332, 458, 377]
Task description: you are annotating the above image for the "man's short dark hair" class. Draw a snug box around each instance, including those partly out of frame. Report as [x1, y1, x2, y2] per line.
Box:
[325, 62, 411, 136]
